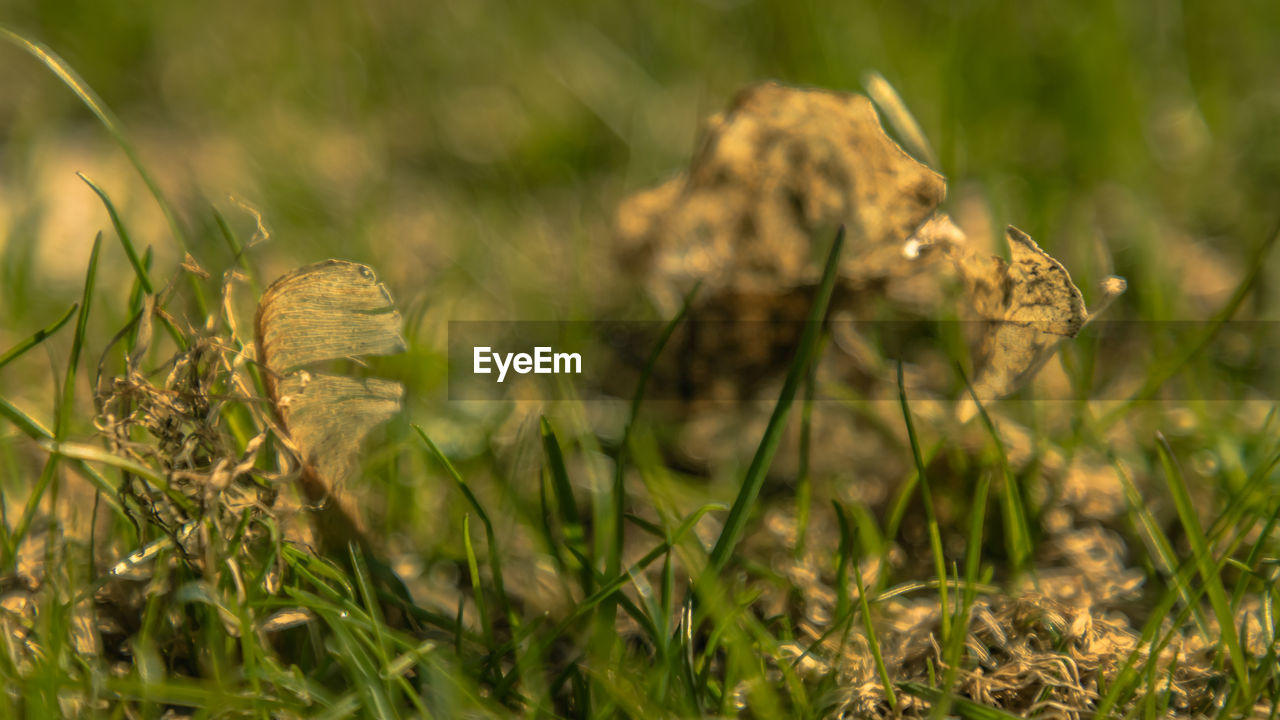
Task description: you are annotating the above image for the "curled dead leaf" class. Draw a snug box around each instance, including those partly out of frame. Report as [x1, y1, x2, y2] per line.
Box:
[954, 226, 1126, 421]
[255, 259, 406, 552]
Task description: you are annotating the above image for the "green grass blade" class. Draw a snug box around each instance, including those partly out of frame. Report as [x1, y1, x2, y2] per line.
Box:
[0, 396, 121, 513]
[1231, 504, 1280, 611]
[3, 233, 100, 569]
[1111, 454, 1211, 639]
[962, 473, 990, 603]
[833, 500, 854, 621]
[318, 606, 397, 719]
[0, 303, 77, 371]
[346, 543, 393, 698]
[540, 416, 593, 595]
[1155, 432, 1249, 689]
[62, 233, 99, 432]
[37, 439, 196, 516]
[960, 366, 1032, 576]
[415, 427, 513, 630]
[0, 395, 54, 441]
[882, 439, 939, 550]
[0, 27, 189, 255]
[795, 340, 819, 560]
[897, 362, 951, 641]
[705, 225, 844, 578]
[936, 472, 991, 720]
[609, 282, 699, 578]
[77, 174, 190, 351]
[461, 514, 493, 650]
[78, 173, 154, 294]
[839, 502, 897, 711]
[899, 682, 1024, 720]
[863, 70, 939, 168]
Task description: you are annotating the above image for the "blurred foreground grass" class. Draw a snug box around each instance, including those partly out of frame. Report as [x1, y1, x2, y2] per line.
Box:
[4, 1, 1280, 716]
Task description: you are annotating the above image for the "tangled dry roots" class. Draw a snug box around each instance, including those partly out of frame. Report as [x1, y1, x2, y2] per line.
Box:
[96, 333, 274, 547]
[65, 274, 326, 661]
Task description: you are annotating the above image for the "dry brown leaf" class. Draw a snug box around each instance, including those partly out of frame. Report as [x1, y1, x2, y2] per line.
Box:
[255, 259, 406, 552]
[954, 226, 1126, 421]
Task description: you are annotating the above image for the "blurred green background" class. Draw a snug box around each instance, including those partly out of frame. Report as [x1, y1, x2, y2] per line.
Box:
[6, 0, 1279, 308]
